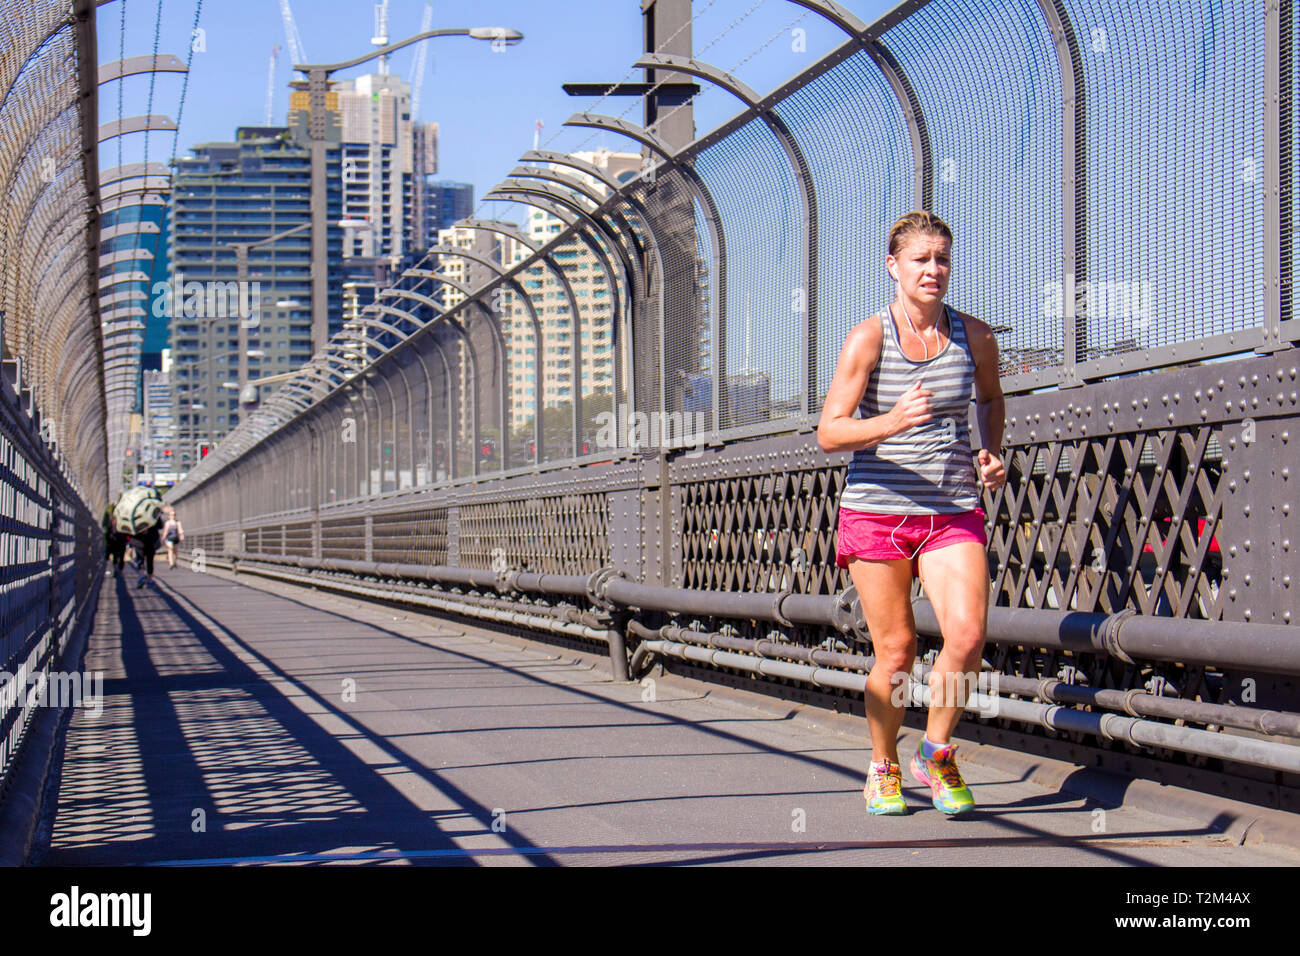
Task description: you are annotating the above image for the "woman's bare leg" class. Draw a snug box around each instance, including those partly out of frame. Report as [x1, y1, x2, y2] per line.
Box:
[845, 555, 919, 765]
[915, 540, 990, 744]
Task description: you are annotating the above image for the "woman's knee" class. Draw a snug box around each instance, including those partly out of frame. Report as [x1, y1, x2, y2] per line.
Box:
[868, 630, 918, 672]
[940, 621, 986, 659]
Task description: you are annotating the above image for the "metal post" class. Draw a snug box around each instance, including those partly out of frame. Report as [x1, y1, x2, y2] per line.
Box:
[1038, 0, 1085, 385]
[307, 67, 330, 354]
[1261, 0, 1285, 352]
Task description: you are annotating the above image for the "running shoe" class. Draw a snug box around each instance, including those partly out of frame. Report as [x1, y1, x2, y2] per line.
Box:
[910, 740, 975, 816]
[137, 575, 148, 588]
[863, 759, 908, 815]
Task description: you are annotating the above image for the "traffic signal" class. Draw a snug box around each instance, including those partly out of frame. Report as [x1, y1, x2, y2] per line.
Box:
[479, 438, 497, 460]
[198, 441, 212, 459]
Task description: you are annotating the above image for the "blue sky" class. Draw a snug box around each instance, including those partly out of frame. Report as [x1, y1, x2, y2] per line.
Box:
[98, 0, 899, 217]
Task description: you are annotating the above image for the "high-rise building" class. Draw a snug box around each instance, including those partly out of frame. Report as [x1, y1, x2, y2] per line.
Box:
[316, 74, 439, 281]
[167, 126, 343, 472]
[140, 366, 178, 487]
[427, 180, 473, 239]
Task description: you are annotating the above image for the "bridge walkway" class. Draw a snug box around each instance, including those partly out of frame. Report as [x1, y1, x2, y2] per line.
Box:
[33, 563, 1300, 867]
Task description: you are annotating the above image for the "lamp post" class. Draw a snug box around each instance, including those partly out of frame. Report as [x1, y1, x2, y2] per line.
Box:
[228, 219, 312, 408]
[293, 26, 523, 354]
[181, 347, 266, 456]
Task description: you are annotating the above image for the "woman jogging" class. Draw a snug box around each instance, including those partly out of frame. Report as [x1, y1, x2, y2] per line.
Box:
[817, 211, 1006, 816]
[162, 506, 184, 569]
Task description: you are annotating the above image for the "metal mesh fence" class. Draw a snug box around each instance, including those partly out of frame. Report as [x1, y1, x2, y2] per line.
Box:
[0, 0, 106, 507]
[1063, 0, 1266, 354]
[881, 0, 1062, 372]
[772, 48, 914, 408]
[694, 116, 805, 428]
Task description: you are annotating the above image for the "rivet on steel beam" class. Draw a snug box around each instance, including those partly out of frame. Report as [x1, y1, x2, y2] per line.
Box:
[1229, 588, 1237, 597]
[1244, 470, 1251, 480]
[1244, 609, 1252, 620]
[1239, 376, 1247, 386]
[1252, 374, 1259, 385]
[1218, 379, 1226, 389]
[1161, 394, 1169, 405]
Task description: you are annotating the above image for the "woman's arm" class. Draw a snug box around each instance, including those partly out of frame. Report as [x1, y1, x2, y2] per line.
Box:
[964, 313, 1007, 490]
[816, 317, 933, 453]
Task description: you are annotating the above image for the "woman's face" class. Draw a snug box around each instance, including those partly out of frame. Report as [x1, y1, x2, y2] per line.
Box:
[886, 232, 951, 306]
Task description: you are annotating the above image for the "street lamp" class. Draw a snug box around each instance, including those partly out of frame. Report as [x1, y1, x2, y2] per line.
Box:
[293, 26, 524, 354]
[227, 220, 312, 409]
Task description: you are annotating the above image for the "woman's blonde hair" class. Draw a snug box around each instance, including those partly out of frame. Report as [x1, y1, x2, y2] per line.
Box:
[888, 210, 952, 258]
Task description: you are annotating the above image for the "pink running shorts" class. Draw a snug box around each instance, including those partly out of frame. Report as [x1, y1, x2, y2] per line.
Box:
[835, 506, 987, 573]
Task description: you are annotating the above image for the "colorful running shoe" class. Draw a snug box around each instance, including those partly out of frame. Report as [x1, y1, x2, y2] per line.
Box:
[910, 741, 975, 816]
[863, 759, 908, 815]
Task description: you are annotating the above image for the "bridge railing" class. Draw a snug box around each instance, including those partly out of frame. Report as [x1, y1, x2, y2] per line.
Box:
[0, 0, 107, 810]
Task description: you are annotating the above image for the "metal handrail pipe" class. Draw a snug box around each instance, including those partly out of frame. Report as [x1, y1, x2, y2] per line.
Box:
[219, 550, 1300, 675]
[631, 621, 1300, 738]
[918, 603, 1300, 677]
[638, 639, 1300, 775]
[208, 556, 619, 649]
[604, 579, 836, 627]
[627, 619, 872, 673]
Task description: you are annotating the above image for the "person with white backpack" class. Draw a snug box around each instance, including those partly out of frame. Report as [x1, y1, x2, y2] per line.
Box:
[112, 485, 166, 588]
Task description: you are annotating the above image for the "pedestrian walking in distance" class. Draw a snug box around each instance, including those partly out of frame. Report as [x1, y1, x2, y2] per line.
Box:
[817, 210, 1007, 816]
[162, 506, 184, 569]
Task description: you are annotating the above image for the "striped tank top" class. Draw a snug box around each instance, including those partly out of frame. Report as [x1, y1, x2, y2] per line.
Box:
[839, 303, 980, 514]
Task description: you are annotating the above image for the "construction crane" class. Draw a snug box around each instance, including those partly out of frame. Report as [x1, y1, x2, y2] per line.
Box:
[264, 44, 280, 124]
[278, 0, 307, 67]
[409, 1, 434, 117]
[371, 0, 391, 75]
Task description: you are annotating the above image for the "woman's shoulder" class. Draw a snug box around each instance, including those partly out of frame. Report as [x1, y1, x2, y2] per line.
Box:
[842, 311, 887, 354]
[948, 308, 997, 352]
